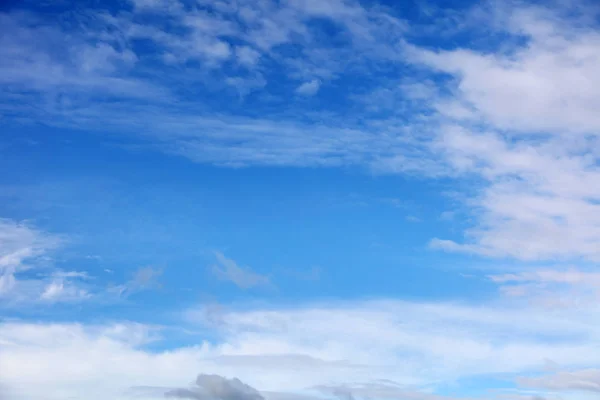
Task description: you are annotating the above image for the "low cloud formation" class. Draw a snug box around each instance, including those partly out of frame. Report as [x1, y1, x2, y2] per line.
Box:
[315, 382, 471, 400]
[0, 300, 590, 400]
[165, 375, 475, 400]
[517, 369, 600, 393]
[166, 374, 265, 400]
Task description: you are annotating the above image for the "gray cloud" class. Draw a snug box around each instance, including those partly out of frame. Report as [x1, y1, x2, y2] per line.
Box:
[165, 374, 265, 400]
[164, 375, 479, 400]
[166, 388, 205, 399]
[517, 369, 600, 393]
[314, 382, 476, 400]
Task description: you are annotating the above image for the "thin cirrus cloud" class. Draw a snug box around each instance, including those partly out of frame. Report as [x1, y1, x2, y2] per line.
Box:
[212, 252, 271, 289]
[488, 268, 600, 308]
[3, 0, 600, 263]
[0, 218, 161, 305]
[0, 218, 81, 304]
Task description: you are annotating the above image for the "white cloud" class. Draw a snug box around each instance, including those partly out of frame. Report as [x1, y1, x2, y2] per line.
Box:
[0, 218, 160, 305]
[1, 295, 599, 399]
[0, 268, 16, 295]
[411, 4, 600, 135]
[396, 3, 600, 262]
[0, 218, 94, 304]
[490, 269, 600, 285]
[295, 80, 321, 96]
[0, 218, 62, 300]
[39, 279, 90, 303]
[0, 218, 60, 270]
[0, 0, 408, 114]
[487, 267, 600, 308]
[0, 12, 162, 101]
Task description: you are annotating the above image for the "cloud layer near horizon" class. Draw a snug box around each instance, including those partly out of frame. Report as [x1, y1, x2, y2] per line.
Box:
[2, 294, 600, 399]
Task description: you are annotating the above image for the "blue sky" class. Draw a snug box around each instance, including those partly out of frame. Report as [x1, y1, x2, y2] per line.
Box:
[1, 0, 600, 399]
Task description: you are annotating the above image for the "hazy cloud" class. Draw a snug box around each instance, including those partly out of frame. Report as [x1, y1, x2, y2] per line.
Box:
[295, 80, 321, 96]
[211, 252, 270, 289]
[108, 265, 163, 298]
[517, 369, 600, 393]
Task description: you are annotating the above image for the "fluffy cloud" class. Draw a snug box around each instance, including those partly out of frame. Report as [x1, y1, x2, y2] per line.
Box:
[1, 295, 598, 399]
[402, 3, 600, 261]
[295, 80, 321, 96]
[408, 3, 600, 135]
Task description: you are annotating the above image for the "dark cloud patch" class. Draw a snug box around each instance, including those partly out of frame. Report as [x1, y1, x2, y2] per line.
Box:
[165, 374, 265, 400]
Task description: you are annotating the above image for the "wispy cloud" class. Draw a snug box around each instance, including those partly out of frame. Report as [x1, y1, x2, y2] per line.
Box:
[39, 279, 91, 303]
[0, 218, 162, 305]
[0, 218, 61, 271]
[488, 267, 600, 309]
[6, 1, 600, 269]
[108, 266, 163, 298]
[212, 252, 270, 289]
[0, 218, 74, 303]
